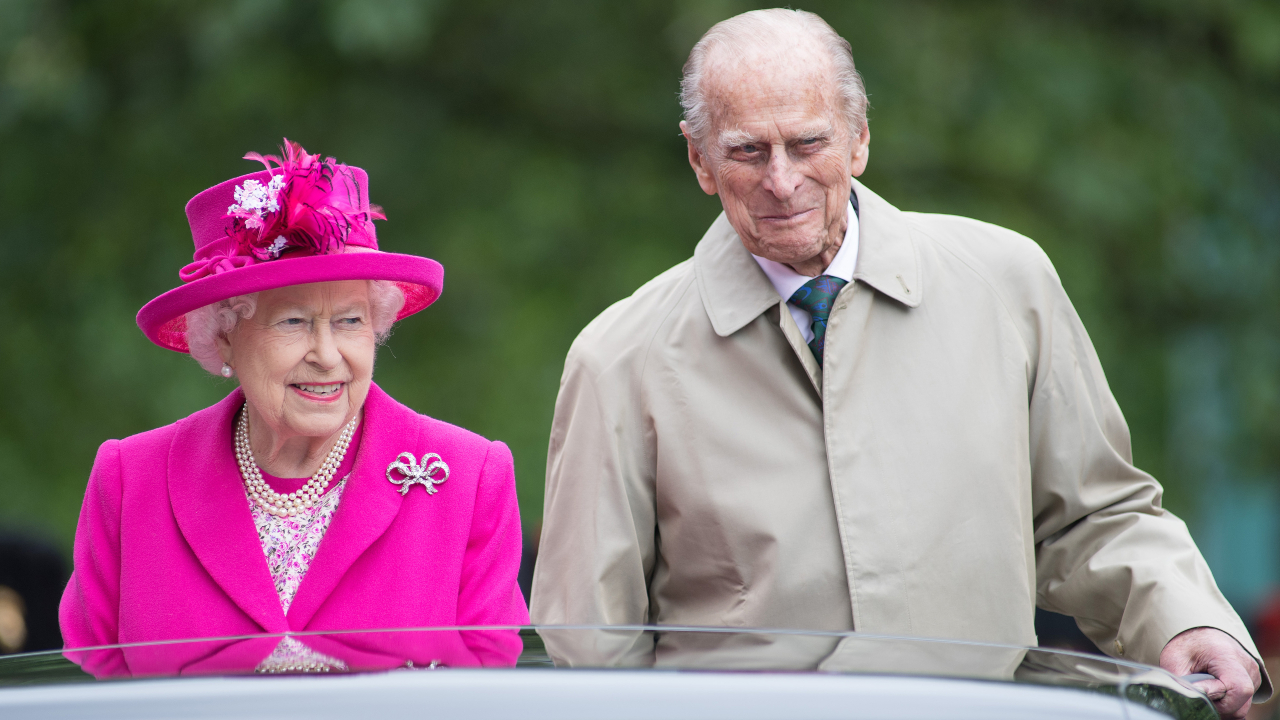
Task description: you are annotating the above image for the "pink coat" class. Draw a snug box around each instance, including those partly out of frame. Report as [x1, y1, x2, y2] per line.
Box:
[60, 383, 529, 676]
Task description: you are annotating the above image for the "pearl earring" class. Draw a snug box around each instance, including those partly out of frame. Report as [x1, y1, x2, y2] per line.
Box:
[220, 363, 234, 378]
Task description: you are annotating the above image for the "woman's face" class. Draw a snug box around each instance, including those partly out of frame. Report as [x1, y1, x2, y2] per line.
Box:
[219, 281, 376, 442]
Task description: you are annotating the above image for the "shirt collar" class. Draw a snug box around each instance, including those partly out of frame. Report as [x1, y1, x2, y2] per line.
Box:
[695, 178, 921, 338]
[750, 200, 859, 303]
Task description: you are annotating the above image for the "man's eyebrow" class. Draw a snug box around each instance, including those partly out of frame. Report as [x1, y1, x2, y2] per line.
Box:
[718, 128, 758, 148]
[794, 121, 835, 139]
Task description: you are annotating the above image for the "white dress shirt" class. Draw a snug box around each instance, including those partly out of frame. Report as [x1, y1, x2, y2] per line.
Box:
[751, 200, 859, 343]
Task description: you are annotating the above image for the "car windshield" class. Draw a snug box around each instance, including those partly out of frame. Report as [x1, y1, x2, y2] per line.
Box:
[0, 626, 1214, 720]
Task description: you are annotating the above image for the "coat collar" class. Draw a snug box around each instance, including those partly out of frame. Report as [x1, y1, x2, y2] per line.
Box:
[168, 382, 418, 632]
[694, 178, 921, 338]
[849, 178, 922, 309]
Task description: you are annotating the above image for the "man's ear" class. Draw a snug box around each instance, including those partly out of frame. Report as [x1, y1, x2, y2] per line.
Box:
[850, 124, 871, 177]
[680, 121, 719, 196]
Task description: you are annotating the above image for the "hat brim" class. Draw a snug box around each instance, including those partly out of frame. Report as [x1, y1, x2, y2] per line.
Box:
[137, 251, 443, 353]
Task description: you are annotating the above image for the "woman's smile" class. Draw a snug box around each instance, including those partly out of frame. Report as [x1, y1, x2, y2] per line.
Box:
[290, 381, 345, 402]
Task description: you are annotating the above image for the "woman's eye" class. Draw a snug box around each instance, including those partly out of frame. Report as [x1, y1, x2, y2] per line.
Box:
[337, 317, 364, 326]
[741, 144, 760, 153]
[281, 318, 306, 326]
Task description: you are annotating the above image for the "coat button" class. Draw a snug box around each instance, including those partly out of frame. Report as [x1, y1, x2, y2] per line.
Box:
[1113, 639, 1124, 655]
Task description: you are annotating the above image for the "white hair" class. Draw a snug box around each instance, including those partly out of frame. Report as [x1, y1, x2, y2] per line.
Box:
[680, 8, 868, 148]
[185, 280, 406, 376]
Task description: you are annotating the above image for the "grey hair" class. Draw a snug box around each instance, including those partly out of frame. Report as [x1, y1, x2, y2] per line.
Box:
[185, 280, 407, 376]
[680, 9, 868, 148]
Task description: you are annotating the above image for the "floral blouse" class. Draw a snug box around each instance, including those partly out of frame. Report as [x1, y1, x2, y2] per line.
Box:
[249, 477, 348, 613]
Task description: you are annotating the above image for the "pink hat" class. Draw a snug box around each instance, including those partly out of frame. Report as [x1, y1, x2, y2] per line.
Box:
[137, 139, 443, 352]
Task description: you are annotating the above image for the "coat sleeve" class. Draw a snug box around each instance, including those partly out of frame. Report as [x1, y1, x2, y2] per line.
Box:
[1023, 249, 1269, 694]
[530, 338, 658, 667]
[456, 440, 529, 666]
[59, 439, 129, 677]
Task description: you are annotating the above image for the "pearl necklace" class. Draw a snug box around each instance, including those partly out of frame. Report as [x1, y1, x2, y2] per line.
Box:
[235, 408, 357, 517]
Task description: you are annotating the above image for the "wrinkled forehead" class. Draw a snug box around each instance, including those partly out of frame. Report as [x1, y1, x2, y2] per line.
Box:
[258, 280, 373, 313]
[701, 42, 842, 134]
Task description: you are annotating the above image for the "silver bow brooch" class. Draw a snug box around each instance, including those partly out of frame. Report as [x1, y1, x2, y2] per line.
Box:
[386, 452, 449, 496]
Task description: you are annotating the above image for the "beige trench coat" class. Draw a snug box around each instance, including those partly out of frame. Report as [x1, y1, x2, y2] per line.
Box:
[531, 179, 1264, 678]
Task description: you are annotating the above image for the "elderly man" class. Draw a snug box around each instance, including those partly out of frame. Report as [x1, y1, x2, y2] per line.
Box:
[530, 8, 1266, 717]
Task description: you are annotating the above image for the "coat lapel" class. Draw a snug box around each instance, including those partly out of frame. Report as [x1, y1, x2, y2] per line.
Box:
[168, 389, 287, 633]
[286, 383, 414, 629]
[694, 212, 782, 338]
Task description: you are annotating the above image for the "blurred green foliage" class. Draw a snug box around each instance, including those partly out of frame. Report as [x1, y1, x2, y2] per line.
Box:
[1, 1, 1278, 591]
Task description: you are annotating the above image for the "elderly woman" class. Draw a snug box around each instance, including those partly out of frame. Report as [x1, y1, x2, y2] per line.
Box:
[59, 140, 528, 676]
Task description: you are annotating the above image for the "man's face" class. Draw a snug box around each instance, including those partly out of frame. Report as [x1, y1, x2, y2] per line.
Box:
[683, 53, 870, 271]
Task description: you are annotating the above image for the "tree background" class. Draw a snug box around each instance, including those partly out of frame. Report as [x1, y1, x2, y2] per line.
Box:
[2, 0, 1278, 619]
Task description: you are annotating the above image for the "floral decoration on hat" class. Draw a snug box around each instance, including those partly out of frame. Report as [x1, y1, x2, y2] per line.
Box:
[179, 139, 385, 282]
[230, 139, 385, 261]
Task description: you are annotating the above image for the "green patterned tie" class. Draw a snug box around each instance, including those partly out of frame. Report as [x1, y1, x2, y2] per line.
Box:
[788, 275, 848, 366]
